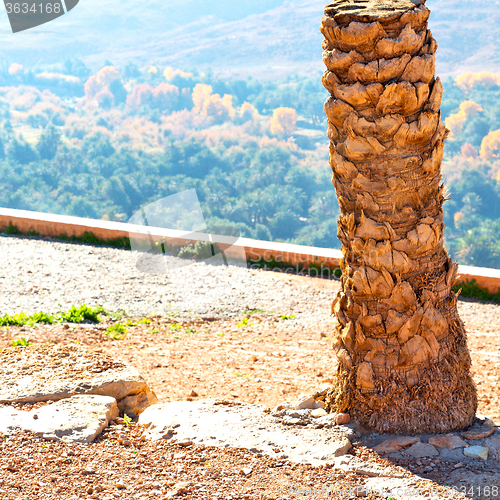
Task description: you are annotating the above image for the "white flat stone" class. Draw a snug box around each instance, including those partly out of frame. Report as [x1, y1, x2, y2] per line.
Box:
[0, 344, 157, 415]
[139, 399, 353, 466]
[0, 395, 118, 443]
[464, 446, 489, 460]
[402, 442, 439, 458]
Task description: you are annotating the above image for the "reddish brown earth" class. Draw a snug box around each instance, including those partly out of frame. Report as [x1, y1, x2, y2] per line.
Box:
[0, 273, 498, 499]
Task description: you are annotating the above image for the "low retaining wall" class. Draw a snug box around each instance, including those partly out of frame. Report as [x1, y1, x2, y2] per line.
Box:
[1, 207, 499, 293]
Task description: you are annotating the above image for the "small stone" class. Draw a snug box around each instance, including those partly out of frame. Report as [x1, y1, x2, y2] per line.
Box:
[354, 486, 367, 497]
[177, 439, 193, 447]
[241, 468, 252, 476]
[331, 437, 351, 457]
[428, 434, 467, 449]
[311, 409, 327, 418]
[461, 428, 495, 440]
[454, 462, 464, 468]
[293, 394, 316, 410]
[402, 442, 439, 458]
[335, 413, 350, 425]
[485, 436, 500, 460]
[438, 448, 465, 461]
[168, 481, 192, 497]
[115, 481, 126, 489]
[189, 390, 198, 397]
[373, 436, 421, 454]
[313, 400, 325, 410]
[83, 465, 96, 475]
[274, 404, 289, 412]
[464, 446, 489, 460]
[477, 414, 498, 428]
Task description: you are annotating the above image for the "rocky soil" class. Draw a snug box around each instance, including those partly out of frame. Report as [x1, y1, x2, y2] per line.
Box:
[0, 235, 499, 498]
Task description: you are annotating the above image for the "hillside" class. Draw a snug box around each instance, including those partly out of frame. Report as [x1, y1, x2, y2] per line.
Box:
[0, 0, 499, 78]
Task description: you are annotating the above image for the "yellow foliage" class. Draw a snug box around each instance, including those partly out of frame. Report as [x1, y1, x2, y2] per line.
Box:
[455, 72, 500, 92]
[480, 129, 500, 159]
[9, 63, 23, 75]
[270, 107, 297, 137]
[445, 100, 483, 139]
[163, 67, 193, 81]
[191, 84, 235, 123]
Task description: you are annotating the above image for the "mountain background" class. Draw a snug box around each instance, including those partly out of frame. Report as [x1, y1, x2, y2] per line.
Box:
[0, 0, 498, 79]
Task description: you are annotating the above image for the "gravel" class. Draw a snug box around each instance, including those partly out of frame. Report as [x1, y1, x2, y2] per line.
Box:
[0, 235, 336, 319]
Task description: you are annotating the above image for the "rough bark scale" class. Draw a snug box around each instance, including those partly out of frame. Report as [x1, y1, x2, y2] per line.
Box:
[321, 0, 477, 434]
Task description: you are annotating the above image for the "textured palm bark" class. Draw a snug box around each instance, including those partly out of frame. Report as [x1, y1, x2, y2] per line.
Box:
[321, 0, 477, 434]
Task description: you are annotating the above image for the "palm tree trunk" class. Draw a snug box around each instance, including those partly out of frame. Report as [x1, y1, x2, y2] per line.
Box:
[321, 0, 477, 434]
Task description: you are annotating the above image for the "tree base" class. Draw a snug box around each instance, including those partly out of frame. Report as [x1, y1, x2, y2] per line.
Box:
[325, 349, 477, 435]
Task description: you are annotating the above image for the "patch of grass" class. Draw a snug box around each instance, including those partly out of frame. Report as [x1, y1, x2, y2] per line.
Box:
[106, 323, 127, 340]
[55, 231, 130, 249]
[147, 328, 160, 334]
[12, 337, 32, 347]
[169, 323, 183, 332]
[453, 279, 500, 303]
[59, 304, 107, 323]
[1, 222, 130, 249]
[138, 317, 152, 324]
[3, 222, 22, 235]
[184, 327, 197, 334]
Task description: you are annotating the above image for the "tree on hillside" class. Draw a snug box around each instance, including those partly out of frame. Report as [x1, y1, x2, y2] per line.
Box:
[321, 0, 476, 434]
[37, 125, 61, 161]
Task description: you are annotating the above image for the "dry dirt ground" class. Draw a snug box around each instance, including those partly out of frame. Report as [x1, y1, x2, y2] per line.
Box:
[0, 271, 499, 499]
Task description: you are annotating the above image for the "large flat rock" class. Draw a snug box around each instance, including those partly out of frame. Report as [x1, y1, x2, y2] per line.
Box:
[139, 399, 355, 466]
[0, 395, 118, 443]
[0, 344, 157, 415]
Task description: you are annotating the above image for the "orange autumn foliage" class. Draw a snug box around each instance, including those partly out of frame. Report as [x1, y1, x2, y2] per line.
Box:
[270, 107, 297, 137]
[456, 72, 500, 92]
[84, 66, 121, 101]
[192, 84, 235, 124]
[480, 129, 500, 159]
[445, 100, 483, 139]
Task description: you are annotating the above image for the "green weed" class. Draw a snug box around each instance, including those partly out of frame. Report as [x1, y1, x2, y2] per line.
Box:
[59, 304, 107, 323]
[12, 337, 32, 347]
[123, 414, 132, 426]
[106, 323, 127, 340]
[280, 314, 296, 320]
[453, 279, 500, 303]
[138, 317, 152, 324]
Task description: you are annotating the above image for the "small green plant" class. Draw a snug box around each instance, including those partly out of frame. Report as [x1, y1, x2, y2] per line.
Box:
[138, 317, 152, 324]
[106, 323, 127, 340]
[30, 312, 55, 325]
[125, 319, 137, 327]
[237, 317, 249, 328]
[123, 414, 132, 426]
[59, 304, 107, 323]
[4, 222, 22, 235]
[184, 327, 197, 334]
[169, 323, 183, 331]
[453, 279, 500, 303]
[0, 312, 30, 326]
[147, 328, 159, 334]
[280, 314, 297, 321]
[177, 240, 216, 260]
[12, 337, 32, 347]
